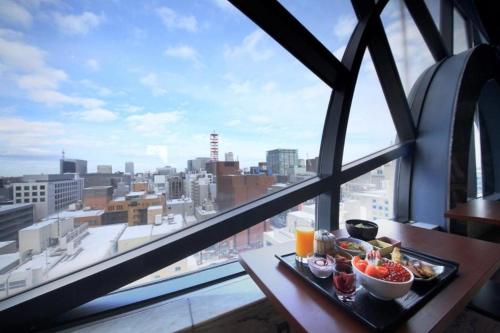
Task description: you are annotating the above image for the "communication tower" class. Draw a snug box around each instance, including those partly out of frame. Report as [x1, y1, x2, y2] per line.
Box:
[210, 132, 219, 161]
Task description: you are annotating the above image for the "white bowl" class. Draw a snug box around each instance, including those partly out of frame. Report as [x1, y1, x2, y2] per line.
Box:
[352, 259, 414, 301]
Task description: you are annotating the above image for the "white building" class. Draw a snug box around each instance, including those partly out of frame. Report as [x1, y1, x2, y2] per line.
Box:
[18, 218, 74, 255]
[13, 174, 84, 221]
[97, 165, 112, 174]
[166, 197, 194, 217]
[125, 161, 134, 176]
[225, 152, 234, 162]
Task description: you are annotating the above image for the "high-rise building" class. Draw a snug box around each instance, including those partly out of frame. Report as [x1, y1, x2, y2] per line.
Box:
[97, 165, 112, 174]
[60, 158, 87, 176]
[84, 173, 132, 189]
[156, 166, 177, 176]
[210, 132, 219, 161]
[217, 174, 276, 211]
[266, 149, 299, 176]
[168, 176, 184, 199]
[105, 191, 164, 226]
[0, 204, 34, 243]
[306, 157, 319, 173]
[83, 186, 113, 210]
[224, 152, 234, 162]
[13, 174, 84, 221]
[125, 162, 134, 175]
[187, 157, 211, 172]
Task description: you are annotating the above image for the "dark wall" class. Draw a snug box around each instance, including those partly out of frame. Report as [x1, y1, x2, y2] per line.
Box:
[478, 80, 500, 195]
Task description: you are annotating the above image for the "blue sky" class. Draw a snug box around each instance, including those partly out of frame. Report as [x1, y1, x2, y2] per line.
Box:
[0, 0, 436, 176]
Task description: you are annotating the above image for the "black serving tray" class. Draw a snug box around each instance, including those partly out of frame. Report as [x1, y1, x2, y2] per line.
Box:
[275, 248, 459, 332]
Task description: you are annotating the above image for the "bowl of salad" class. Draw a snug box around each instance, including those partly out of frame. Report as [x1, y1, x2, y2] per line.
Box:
[336, 237, 373, 257]
[345, 219, 378, 241]
[352, 251, 414, 301]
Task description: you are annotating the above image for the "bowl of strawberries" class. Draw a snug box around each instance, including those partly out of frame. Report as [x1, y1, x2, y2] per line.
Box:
[352, 250, 414, 301]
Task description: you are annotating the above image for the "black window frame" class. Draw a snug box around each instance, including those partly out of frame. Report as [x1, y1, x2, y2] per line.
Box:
[0, 0, 481, 330]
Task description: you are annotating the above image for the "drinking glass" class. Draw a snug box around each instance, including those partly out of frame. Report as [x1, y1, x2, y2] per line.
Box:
[333, 260, 357, 302]
[295, 226, 314, 263]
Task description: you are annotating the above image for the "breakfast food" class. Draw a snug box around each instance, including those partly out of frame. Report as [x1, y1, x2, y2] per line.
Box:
[353, 254, 411, 283]
[355, 223, 375, 228]
[339, 241, 365, 252]
[314, 230, 336, 256]
[391, 247, 439, 280]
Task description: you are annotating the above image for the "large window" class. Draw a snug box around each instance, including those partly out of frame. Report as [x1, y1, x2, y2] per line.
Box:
[0, 0, 333, 301]
[0, 0, 484, 328]
[340, 161, 396, 229]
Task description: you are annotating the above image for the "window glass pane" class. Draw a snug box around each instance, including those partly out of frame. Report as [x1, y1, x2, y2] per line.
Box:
[279, 0, 357, 59]
[474, 115, 483, 198]
[123, 197, 317, 289]
[342, 51, 398, 164]
[453, 9, 469, 53]
[381, 0, 435, 94]
[339, 161, 396, 229]
[0, 1, 329, 300]
[423, 0, 440, 28]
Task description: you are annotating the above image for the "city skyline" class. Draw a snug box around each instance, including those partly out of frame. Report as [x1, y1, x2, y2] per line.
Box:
[0, 1, 409, 176]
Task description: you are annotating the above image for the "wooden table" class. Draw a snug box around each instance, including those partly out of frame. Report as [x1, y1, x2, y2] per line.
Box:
[445, 198, 500, 226]
[239, 221, 500, 333]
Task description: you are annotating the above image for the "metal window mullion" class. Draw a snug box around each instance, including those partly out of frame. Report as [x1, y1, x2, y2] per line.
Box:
[0, 176, 330, 329]
[228, 0, 350, 91]
[440, 0, 453, 54]
[317, 0, 389, 231]
[404, 0, 450, 61]
[340, 141, 414, 184]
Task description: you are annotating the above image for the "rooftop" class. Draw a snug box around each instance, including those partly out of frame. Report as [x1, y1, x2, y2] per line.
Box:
[44, 209, 104, 220]
[0, 204, 33, 214]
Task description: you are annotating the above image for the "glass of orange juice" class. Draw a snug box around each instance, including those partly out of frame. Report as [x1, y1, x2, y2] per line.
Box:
[295, 226, 314, 263]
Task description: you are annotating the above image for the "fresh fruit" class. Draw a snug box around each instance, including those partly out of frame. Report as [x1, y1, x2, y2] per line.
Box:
[353, 256, 368, 273]
[365, 264, 389, 279]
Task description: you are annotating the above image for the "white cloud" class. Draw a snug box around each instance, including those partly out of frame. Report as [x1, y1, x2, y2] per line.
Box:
[262, 81, 276, 92]
[80, 79, 112, 97]
[224, 30, 273, 61]
[16, 67, 67, 90]
[140, 73, 167, 96]
[118, 104, 143, 113]
[229, 80, 251, 94]
[0, 1, 33, 29]
[146, 145, 169, 164]
[0, 33, 109, 110]
[85, 58, 100, 71]
[0, 28, 24, 40]
[333, 15, 357, 40]
[53, 11, 104, 35]
[126, 111, 181, 134]
[78, 108, 118, 122]
[156, 7, 197, 32]
[164, 45, 201, 65]
[248, 115, 271, 125]
[0, 116, 64, 155]
[212, 0, 238, 14]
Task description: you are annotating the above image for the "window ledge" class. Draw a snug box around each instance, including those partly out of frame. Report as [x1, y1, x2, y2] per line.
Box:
[60, 275, 270, 333]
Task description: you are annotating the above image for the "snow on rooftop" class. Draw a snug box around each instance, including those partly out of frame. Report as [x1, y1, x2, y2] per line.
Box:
[127, 191, 146, 197]
[47, 223, 127, 279]
[44, 209, 104, 220]
[145, 194, 160, 200]
[119, 225, 153, 241]
[147, 205, 163, 210]
[0, 253, 19, 270]
[167, 198, 192, 204]
[0, 203, 32, 213]
[20, 219, 55, 231]
[151, 215, 184, 236]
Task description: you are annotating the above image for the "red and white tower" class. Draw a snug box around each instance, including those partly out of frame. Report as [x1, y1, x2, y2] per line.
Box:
[210, 132, 219, 161]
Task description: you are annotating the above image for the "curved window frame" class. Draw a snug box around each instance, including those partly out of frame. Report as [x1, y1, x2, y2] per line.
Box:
[0, 0, 483, 329]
